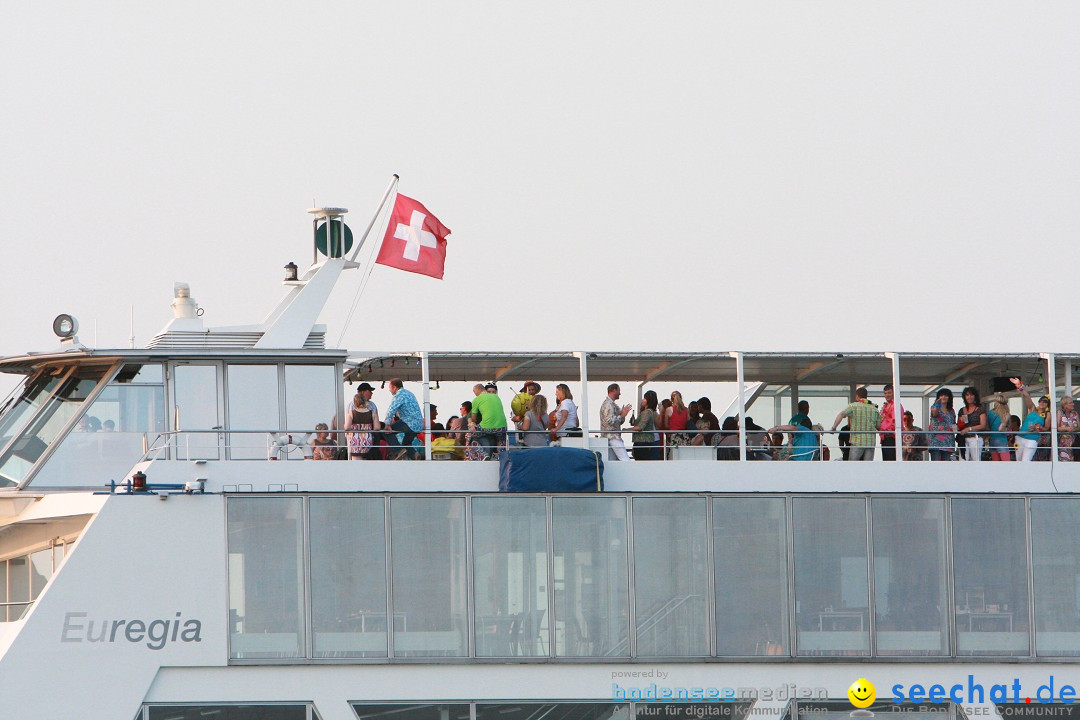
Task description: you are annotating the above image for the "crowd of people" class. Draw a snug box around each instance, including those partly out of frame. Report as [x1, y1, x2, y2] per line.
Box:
[307, 376, 1080, 462]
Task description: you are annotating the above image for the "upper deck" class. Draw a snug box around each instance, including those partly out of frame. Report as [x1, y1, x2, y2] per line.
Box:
[1, 347, 1079, 494]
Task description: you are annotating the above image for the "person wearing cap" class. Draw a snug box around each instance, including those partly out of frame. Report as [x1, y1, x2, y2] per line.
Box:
[470, 382, 508, 460]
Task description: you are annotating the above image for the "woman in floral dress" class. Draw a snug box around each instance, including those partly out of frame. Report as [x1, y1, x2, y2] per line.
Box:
[927, 388, 957, 461]
[1059, 395, 1079, 461]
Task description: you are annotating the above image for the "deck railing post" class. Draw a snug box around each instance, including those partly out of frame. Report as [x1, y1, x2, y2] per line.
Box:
[576, 352, 591, 442]
[888, 352, 903, 462]
[1045, 353, 1057, 464]
[732, 351, 747, 462]
[421, 352, 432, 460]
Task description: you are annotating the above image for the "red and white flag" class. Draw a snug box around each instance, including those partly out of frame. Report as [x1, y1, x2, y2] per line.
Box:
[375, 194, 451, 279]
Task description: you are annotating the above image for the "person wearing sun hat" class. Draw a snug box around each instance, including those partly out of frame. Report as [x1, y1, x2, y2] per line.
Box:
[511, 381, 540, 422]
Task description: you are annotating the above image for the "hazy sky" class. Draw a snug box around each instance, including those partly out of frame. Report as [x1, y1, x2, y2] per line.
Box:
[2, 2, 1078, 368]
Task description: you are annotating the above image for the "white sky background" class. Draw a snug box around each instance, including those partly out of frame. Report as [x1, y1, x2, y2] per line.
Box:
[1, 3, 1078, 388]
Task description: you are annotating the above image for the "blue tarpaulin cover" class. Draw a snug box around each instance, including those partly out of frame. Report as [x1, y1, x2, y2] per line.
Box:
[498, 447, 604, 492]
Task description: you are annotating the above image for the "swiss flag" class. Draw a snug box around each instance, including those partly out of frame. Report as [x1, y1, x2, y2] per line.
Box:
[375, 194, 451, 279]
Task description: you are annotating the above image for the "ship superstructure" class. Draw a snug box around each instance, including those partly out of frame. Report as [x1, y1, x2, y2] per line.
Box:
[2, 209, 1080, 720]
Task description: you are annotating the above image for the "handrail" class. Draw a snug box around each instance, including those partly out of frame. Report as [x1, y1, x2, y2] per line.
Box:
[604, 593, 705, 656]
[135, 427, 1067, 463]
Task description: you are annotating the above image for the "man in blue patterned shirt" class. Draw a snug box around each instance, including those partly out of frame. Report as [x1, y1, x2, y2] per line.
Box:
[383, 378, 424, 460]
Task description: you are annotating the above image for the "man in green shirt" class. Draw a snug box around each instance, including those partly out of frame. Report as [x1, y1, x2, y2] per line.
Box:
[471, 383, 508, 459]
[831, 387, 880, 461]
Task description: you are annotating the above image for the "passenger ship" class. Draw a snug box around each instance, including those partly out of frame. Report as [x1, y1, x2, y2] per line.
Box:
[2, 207, 1080, 720]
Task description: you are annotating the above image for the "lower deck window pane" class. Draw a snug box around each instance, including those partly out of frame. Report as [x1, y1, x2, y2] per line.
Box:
[227, 498, 306, 659]
[353, 704, 471, 720]
[310, 497, 388, 658]
[147, 705, 309, 720]
[633, 497, 709, 657]
[714, 497, 789, 656]
[793, 498, 870, 656]
[8, 556, 29, 620]
[552, 497, 630, 657]
[472, 497, 548, 657]
[477, 704, 629, 720]
[390, 497, 468, 657]
[872, 498, 948, 656]
[1032, 498, 1080, 656]
[952, 498, 1030, 656]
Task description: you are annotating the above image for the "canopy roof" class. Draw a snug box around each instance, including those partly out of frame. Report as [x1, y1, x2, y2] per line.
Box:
[346, 351, 1058, 388]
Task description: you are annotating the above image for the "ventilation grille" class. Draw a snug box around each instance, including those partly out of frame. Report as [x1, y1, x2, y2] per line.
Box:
[145, 330, 326, 349]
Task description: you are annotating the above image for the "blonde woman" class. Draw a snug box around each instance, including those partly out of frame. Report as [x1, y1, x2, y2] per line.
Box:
[520, 394, 550, 448]
[552, 384, 579, 437]
[986, 393, 1012, 461]
[665, 391, 690, 451]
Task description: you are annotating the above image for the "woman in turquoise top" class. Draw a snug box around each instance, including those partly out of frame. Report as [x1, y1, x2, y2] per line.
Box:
[768, 418, 819, 461]
[1011, 377, 1049, 462]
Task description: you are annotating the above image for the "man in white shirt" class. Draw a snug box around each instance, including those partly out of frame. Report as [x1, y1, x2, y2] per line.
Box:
[599, 383, 632, 460]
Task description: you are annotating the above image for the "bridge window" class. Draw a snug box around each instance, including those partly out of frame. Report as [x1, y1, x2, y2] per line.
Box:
[285, 365, 336, 437]
[223, 363, 337, 460]
[30, 363, 165, 488]
[872, 497, 948, 655]
[0, 366, 108, 487]
[227, 364, 280, 459]
[713, 497, 789, 656]
[952, 498, 1030, 656]
[0, 371, 66, 486]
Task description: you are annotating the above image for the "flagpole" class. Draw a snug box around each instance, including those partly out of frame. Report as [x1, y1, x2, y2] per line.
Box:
[348, 174, 399, 263]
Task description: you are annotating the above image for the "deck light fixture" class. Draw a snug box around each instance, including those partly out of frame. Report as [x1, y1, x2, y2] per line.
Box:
[284, 262, 299, 282]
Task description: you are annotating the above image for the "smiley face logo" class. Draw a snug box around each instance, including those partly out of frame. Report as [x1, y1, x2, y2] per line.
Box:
[848, 678, 876, 708]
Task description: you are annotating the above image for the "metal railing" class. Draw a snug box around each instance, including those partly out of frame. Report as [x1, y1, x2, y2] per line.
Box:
[137, 427, 1075, 463]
